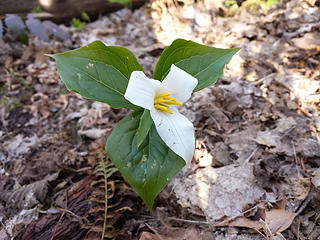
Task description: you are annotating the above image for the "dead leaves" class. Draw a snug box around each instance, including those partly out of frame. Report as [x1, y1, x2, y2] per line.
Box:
[0, 173, 58, 238]
[3, 134, 39, 161]
[139, 226, 201, 240]
[254, 117, 296, 155]
[1, 173, 58, 216]
[224, 207, 296, 237]
[265, 208, 296, 235]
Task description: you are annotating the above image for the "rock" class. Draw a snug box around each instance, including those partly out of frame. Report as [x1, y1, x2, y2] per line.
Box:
[172, 164, 265, 222]
[312, 168, 320, 188]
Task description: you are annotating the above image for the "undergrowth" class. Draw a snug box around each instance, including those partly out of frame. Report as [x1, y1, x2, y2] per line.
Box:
[84, 147, 118, 240]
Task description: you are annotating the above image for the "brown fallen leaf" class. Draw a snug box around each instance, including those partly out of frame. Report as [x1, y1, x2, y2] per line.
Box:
[139, 232, 160, 240]
[291, 33, 320, 50]
[140, 225, 201, 240]
[225, 216, 265, 231]
[1, 173, 59, 216]
[265, 208, 296, 234]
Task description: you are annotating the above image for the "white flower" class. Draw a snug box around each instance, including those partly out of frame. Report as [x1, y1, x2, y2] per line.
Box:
[124, 64, 198, 165]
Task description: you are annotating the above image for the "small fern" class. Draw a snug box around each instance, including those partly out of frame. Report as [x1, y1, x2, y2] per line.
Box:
[84, 146, 118, 240]
[97, 151, 118, 240]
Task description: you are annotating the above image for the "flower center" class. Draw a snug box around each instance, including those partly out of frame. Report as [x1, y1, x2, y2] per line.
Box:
[154, 93, 182, 114]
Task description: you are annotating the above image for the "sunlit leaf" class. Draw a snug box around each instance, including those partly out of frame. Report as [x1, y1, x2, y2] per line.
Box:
[50, 41, 144, 109]
[266, 0, 279, 7]
[154, 39, 240, 92]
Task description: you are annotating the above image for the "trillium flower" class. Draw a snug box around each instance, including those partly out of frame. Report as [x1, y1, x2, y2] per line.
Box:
[124, 64, 198, 165]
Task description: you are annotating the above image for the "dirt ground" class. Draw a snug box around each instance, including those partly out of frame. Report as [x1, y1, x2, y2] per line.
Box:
[1, 0, 320, 239]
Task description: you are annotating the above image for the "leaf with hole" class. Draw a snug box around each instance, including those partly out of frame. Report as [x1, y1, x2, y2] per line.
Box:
[50, 41, 144, 109]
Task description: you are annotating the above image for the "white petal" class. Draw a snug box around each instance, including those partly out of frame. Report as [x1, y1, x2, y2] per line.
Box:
[150, 107, 195, 165]
[161, 65, 198, 103]
[124, 71, 162, 110]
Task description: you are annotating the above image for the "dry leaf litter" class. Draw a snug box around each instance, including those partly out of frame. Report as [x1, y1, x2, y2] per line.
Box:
[0, 0, 320, 239]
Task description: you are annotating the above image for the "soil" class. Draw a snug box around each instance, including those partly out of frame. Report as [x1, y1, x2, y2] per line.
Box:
[1, 0, 320, 239]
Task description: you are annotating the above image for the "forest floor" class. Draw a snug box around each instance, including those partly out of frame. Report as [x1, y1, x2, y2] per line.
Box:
[1, 0, 320, 239]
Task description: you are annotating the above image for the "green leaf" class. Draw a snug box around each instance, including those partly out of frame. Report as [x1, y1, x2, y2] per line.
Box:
[266, 0, 279, 7]
[81, 12, 90, 22]
[71, 18, 86, 29]
[31, 6, 43, 13]
[109, 0, 132, 8]
[50, 41, 144, 109]
[224, 0, 236, 7]
[176, 51, 239, 92]
[106, 111, 185, 210]
[154, 39, 240, 91]
[137, 109, 153, 148]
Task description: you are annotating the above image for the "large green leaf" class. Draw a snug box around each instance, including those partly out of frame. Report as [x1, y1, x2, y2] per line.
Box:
[154, 39, 240, 91]
[50, 41, 144, 109]
[106, 111, 185, 209]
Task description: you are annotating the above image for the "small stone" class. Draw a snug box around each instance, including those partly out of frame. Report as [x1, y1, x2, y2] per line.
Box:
[49, 106, 58, 113]
[312, 168, 320, 188]
[195, 12, 212, 27]
[182, 6, 195, 20]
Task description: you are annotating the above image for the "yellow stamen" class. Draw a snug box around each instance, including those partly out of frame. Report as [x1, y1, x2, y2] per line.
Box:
[156, 93, 171, 98]
[154, 92, 182, 114]
[162, 96, 176, 100]
[154, 104, 173, 114]
[154, 99, 167, 104]
[165, 100, 182, 106]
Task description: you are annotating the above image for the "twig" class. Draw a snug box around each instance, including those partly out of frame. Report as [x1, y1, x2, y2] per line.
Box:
[292, 142, 301, 176]
[56, 207, 86, 222]
[283, 23, 320, 38]
[168, 204, 261, 229]
[167, 217, 211, 225]
[215, 204, 260, 227]
[253, 73, 277, 86]
[295, 195, 312, 216]
[244, 147, 259, 164]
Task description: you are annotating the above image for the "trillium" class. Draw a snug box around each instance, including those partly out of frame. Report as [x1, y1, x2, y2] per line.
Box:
[124, 64, 198, 165]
